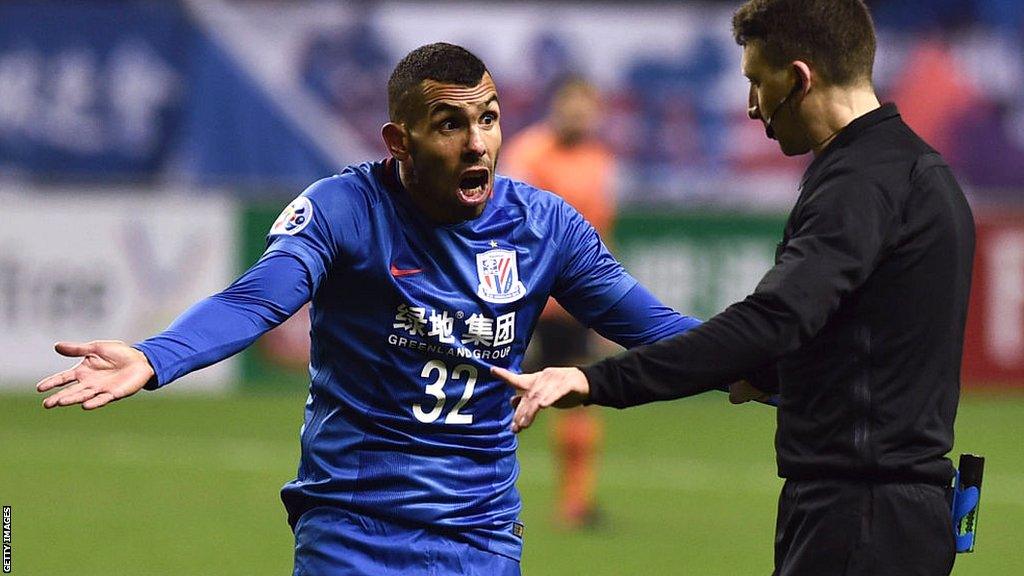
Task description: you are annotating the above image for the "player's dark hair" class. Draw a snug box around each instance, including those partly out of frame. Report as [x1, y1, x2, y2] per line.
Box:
[732, 0, 876, 86]
[387, 42, 489, 122]
[550, 73, 597, 102]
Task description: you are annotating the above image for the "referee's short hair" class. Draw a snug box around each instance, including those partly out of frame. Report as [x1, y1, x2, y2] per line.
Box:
[387, 43, 489, 123]
[732, 0, 876, 87]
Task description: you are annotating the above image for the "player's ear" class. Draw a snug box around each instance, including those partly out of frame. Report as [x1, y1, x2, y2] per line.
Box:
[382, 122, 411, 161]
[792, 60, 812, 96]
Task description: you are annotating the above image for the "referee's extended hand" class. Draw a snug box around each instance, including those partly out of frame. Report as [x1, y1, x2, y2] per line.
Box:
[491, 366, 590, 433]
[36, 340, 154, 410]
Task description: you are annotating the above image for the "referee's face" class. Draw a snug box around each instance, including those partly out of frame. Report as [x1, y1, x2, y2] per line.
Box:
[742, 41, 809, 156]
[399, 73, 502, 224]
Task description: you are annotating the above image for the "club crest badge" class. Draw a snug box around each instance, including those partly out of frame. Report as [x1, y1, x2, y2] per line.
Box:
[476, 248, 526, 303]
[270, 197, 313, 236]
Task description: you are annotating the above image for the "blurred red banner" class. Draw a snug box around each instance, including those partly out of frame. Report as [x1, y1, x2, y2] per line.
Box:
[963, 209, 1024, 388]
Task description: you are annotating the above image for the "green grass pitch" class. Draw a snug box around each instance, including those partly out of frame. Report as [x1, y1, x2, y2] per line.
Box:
[3, 390, 1022, 575]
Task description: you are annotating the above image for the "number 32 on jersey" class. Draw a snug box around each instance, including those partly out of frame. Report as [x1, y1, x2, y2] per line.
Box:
[413, 360, 478, 424]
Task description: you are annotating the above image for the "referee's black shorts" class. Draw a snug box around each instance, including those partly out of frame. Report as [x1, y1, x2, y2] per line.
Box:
[773, 479, 955, 576]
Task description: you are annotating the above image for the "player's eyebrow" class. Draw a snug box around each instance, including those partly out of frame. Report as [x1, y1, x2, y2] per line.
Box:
[428, 103, 465, 117]
[428, 95, 500, 118]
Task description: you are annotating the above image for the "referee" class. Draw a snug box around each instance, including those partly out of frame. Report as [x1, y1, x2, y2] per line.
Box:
[494, 1, 975, 574]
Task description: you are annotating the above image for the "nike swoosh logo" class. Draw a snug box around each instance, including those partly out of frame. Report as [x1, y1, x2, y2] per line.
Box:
[390, 264, 423, 277]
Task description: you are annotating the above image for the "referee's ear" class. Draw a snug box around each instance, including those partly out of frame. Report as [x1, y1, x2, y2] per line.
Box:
[382, 122, 411, 162]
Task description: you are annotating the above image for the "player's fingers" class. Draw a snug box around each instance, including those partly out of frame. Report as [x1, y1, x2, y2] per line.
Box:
[54, 341, 94, 358]
[42, 382, 90, 408]
[36, 369, 77, 392]
[510, 395, 522, 409]
[491, 366, 532, 392]
[42, 384, 82, 408]
[55, 385, 99, 407]
[82, 392, 116, 410]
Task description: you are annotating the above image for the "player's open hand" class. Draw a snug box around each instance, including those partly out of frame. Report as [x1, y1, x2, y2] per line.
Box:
[36, 341, 155, 410]
[491, 366, 590, 433]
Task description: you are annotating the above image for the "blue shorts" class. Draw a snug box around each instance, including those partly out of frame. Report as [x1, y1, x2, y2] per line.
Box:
[293, 507, 521, 576]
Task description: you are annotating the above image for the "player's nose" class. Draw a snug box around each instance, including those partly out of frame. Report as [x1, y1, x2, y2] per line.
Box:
[465, 126, 486, 156]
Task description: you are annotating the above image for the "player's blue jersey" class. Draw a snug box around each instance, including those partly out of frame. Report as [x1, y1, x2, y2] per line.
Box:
[270, 159, 637, 560]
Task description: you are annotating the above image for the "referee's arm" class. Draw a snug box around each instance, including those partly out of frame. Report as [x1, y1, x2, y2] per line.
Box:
[582, 178, 896, 408]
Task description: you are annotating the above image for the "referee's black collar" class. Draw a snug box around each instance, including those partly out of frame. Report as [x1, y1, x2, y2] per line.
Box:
[828, 102, 899, 150]
[802, 103, 900, 185]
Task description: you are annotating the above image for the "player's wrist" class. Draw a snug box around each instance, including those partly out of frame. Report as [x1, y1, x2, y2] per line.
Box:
[131, 344, 161, 390]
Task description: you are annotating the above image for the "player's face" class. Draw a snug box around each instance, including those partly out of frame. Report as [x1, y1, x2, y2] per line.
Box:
[551, 85, 601, 146]
[404, 73, 501, 223]
[742, 41, 810, 156]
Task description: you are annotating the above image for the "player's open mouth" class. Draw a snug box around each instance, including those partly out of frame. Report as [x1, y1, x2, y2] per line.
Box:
[457, 168, 491, 206]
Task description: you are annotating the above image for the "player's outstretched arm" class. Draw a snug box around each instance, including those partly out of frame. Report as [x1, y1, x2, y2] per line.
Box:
[492, 366, 590, 433]
[36, 341, 155, 410]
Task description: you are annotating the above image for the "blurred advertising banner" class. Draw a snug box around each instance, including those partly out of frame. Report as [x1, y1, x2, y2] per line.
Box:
[963, 210, 1024, 387]
[0, 189, 238, 391]
[0, 1, 343, 188]
[4, 1, 1021, 205]
[0, 3, 191, 177]
[615, 211, 783, 321]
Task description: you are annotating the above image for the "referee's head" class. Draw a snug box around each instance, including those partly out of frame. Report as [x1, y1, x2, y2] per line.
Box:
[733, 0, 878, 156]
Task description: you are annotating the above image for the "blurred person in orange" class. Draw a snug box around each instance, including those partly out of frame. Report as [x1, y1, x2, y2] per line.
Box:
[503, 75, 616, 530]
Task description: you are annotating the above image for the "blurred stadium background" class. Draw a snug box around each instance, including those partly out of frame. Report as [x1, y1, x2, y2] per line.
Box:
[2, 0, 1022, 574]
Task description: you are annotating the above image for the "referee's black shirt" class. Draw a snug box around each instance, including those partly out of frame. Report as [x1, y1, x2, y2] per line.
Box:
[584, 104, 975, 485]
